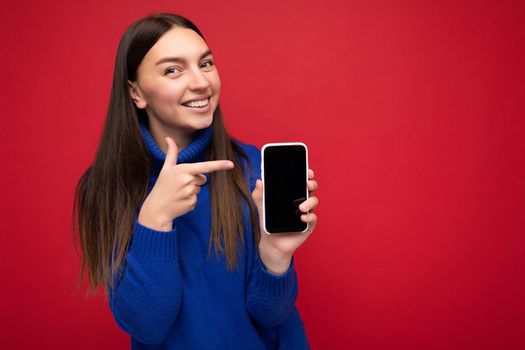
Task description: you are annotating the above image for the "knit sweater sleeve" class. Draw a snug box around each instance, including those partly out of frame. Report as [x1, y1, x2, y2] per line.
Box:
[107, 218, 183, 345]
[242, 144, 299, 328]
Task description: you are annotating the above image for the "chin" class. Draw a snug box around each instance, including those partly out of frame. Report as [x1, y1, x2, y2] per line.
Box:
[190, 115, 213, 131]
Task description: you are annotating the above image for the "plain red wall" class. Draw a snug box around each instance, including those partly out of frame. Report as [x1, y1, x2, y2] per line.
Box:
[1, 0, 524, 349]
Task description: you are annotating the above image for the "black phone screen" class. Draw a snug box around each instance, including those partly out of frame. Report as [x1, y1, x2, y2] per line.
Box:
[263, 144, 308, 233]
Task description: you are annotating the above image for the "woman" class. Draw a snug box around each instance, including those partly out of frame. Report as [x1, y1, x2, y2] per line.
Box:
[73, 12, 319, 349]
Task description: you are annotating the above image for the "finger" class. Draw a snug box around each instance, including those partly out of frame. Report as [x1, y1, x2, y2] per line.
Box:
[307, 179, 318, 192]
[194, 174, 207, 186]
[187, 160, 234, 175]
[308, 169, 314, 179]
[251, 179, 263, 212]
[299, 196, 318, 213]
[300, 213, 318, 233]
[163, 137, 179, 169]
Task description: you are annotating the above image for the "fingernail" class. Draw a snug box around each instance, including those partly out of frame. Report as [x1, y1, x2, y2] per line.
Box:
[226, 162, 234, 168]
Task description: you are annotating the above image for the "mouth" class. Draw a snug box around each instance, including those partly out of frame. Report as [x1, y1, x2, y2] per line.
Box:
[181, 95, 211, 107]
[181, 96, 211, 112]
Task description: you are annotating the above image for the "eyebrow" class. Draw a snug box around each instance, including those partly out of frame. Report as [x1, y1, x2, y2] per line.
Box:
[155, 49, 213, 65]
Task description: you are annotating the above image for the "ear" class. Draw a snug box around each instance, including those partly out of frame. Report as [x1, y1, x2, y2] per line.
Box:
[128, 80, 147, 109]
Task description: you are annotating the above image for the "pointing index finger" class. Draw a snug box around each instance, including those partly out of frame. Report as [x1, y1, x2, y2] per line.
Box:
[186, 160, 234, 175]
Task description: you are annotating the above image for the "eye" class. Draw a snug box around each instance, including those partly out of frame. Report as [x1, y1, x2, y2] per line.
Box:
[164, 66, 181, 75]
[201, 60, 215, 69]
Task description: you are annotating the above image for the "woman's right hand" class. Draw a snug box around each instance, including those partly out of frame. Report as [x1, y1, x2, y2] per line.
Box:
[138, 136, 234, 231]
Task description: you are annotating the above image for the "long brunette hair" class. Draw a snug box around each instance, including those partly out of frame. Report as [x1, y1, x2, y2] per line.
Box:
[72, 13, 261, 294]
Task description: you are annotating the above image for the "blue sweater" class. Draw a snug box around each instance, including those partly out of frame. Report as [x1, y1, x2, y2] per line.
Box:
[108, 120, 310, 349]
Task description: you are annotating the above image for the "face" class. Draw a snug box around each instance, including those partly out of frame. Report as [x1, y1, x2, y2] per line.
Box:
[128, 27, 221, 136]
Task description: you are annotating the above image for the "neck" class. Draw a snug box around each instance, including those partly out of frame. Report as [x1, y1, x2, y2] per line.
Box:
[138, 117, 213, 174]
[147, 117, 195, 152]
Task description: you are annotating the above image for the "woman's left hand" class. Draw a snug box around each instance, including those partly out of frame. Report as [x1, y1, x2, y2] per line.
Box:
[251, 169, 319, 275]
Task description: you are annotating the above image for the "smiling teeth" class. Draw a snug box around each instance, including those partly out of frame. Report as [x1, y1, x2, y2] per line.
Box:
[183, 98, 209, 108]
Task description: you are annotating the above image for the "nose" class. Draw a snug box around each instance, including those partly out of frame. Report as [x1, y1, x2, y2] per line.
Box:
[187, 66, 210, 91]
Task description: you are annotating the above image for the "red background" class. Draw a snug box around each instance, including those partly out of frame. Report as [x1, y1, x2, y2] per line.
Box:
[1, 0, 524, 349]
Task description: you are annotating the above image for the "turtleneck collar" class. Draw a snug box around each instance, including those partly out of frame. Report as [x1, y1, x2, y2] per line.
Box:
[139, 119, 213, 172]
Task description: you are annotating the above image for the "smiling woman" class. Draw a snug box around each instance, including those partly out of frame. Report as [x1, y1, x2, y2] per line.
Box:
[72, 12, 317, 349]
[128, 27, 221, 150]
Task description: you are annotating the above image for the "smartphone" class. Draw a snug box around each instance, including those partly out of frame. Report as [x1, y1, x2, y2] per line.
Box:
[261, 142, 309, 234]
